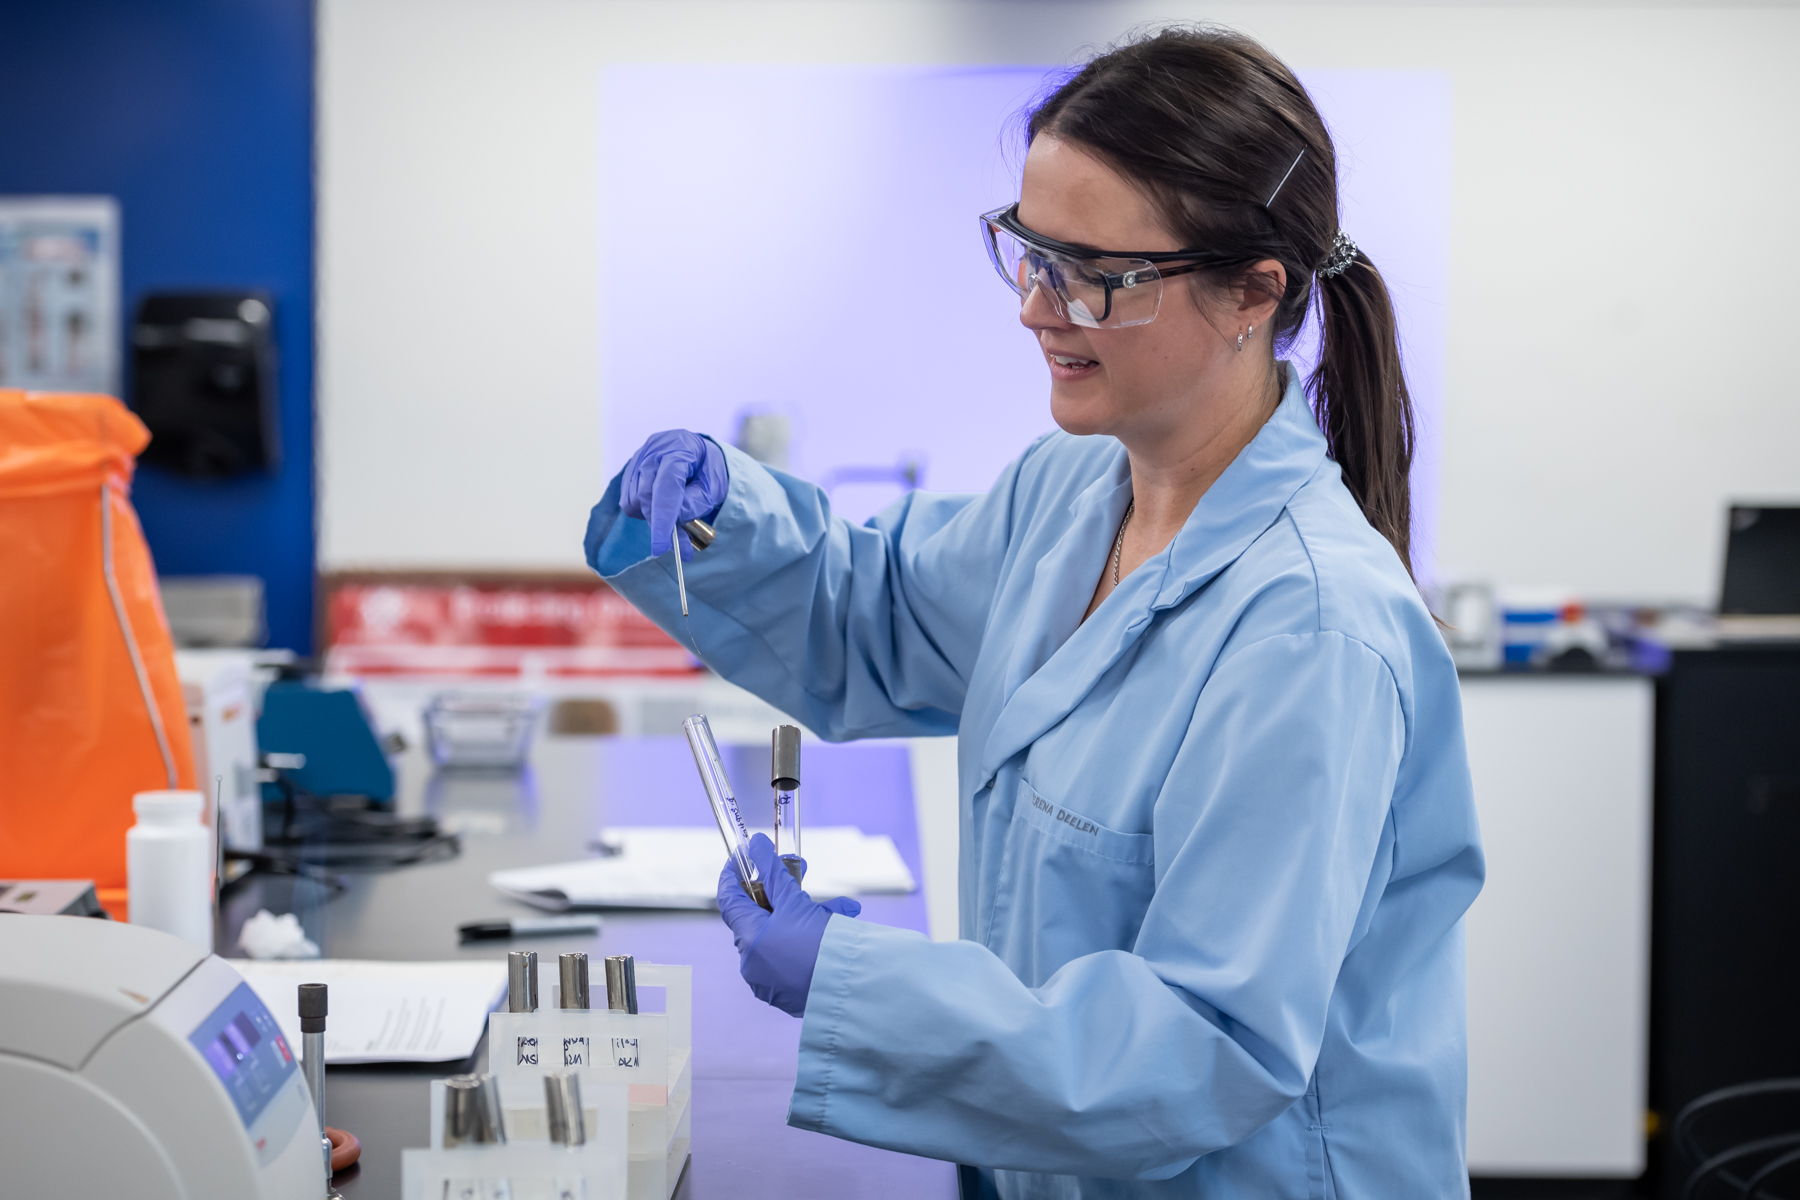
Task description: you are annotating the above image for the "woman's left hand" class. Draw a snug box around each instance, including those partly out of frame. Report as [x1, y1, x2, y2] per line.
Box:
[717, 833, 862, 1017]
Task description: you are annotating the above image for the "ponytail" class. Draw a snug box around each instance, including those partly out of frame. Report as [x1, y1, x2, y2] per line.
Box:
[1310, 255, 1416, 576]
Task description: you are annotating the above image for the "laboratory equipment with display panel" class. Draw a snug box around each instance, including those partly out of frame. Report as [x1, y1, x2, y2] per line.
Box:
[0, 914, 327, 1199]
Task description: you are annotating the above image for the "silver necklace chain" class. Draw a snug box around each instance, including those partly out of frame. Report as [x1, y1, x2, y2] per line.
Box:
[1111, 500, 1135, 586]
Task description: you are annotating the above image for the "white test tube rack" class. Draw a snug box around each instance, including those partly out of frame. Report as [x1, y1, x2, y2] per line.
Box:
[403, 1095, 628, 1200]
[486, 962, 693, 1200]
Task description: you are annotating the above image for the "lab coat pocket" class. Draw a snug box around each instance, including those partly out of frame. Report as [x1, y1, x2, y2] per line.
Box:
[983, 781, 1156, 986]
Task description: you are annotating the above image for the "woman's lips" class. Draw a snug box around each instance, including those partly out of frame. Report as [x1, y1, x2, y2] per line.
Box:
[1046, 352, 1099, 380]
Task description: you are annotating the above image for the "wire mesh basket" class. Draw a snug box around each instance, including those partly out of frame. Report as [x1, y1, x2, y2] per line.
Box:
[423, 692, 544, 771]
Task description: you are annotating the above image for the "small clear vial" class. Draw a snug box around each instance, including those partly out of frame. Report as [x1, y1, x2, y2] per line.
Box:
[771, 725, 803, 882]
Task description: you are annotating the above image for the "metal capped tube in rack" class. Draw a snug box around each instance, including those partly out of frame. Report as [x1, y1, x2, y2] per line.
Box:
[507, 950, 538, 1012]
[545, 1072, 588, 1200]
[682, 713, 770, 910]
[559, 953, 590, 1010]
[772, 724, 803, 882]
[443, 1074, 509, 1199]
[605, 955, 638, 1014]
[545, 1071, 587, 1147]
[443, 1073, 508, 1147]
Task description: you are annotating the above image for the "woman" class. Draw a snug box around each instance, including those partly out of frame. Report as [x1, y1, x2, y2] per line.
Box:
[585, 25, 1484, 1199]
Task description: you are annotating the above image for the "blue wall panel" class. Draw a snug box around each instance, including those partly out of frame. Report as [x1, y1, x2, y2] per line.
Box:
[0, 0, 316, 652]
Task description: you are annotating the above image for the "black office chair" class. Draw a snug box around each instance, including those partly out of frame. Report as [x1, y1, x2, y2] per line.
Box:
[1677, 1079, 1800, 1199]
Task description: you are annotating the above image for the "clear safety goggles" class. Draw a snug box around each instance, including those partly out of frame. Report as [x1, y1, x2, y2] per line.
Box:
[979, 204, 1228, 329]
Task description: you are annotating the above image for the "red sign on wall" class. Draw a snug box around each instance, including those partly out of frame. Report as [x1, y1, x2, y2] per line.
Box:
[324, 581, 697, 677]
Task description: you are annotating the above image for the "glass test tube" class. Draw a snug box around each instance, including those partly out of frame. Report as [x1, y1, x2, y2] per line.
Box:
[771, 724, 803, 882]
[683, 714, 770, 910]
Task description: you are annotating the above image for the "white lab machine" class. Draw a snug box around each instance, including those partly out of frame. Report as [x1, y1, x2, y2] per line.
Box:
[0, 914, 326, 1198]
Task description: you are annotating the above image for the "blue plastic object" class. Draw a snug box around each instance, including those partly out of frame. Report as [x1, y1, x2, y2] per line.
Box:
[256, 682, 394, 801]
[717, 833, 860, 1018]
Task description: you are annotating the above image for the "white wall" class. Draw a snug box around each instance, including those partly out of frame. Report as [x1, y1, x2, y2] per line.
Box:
[318, 0, 1800, 602]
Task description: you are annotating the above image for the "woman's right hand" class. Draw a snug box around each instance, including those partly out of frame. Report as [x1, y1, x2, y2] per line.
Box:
[620, 430, 728, 560]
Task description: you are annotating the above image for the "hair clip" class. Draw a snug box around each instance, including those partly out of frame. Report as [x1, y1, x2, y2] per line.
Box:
[1319, 231, 1359, 279]
[1264, 148, 1305, 208]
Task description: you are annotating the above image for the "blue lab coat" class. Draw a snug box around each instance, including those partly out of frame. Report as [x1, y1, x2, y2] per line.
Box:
[585, 366, 1485, 1199]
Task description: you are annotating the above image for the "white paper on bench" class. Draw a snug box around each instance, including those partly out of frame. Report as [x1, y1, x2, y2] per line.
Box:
[488, 825, 916, 911]
[235, 958, 508, 1064]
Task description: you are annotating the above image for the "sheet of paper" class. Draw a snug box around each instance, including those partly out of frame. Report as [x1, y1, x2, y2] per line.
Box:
[232, 959, 508, 1064]
[488, 825, 916, 911]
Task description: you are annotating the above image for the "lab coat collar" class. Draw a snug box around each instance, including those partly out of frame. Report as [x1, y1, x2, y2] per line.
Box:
[976, 365, 1327, 790]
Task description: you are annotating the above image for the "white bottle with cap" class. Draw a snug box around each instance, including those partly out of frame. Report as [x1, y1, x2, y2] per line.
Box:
[127, 789, 213, 949]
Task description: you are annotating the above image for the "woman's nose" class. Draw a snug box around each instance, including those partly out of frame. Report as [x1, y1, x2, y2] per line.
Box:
[1018, 279, 1071, 332]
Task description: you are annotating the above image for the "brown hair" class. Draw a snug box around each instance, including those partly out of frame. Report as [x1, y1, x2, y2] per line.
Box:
[1028, 25, 1417, 574]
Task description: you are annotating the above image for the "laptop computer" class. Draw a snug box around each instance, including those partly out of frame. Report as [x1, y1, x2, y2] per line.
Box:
[1717, 505, 1800, 640]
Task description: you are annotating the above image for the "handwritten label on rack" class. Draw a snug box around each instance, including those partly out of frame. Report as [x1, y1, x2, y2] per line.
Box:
[610, 1037, 639, 1069]
[562, 1036, 590, 1067]
[516, 1036, 538, 1066]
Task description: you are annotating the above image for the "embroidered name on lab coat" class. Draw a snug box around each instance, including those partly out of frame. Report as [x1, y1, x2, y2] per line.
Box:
[1032, 793, 1098, 836]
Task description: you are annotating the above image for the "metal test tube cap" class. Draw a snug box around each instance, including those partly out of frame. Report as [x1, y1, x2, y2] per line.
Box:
[507, 950, 538, 1013]
[298, 983, 327, 1127]
[604, 955, 638, 1014]
[680, 518, 716, 549]
[443, 1073, 507, 1147]
[771, 725, 801, 790]
[544, 1071, 587, 1147]
[559, 952, 590, 1010]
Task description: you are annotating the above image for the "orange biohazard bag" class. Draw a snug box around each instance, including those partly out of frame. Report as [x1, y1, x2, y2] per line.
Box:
[0, 391, 196, 904]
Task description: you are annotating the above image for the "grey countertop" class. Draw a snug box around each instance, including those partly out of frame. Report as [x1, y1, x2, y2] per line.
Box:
[221, 733, 957, 1199]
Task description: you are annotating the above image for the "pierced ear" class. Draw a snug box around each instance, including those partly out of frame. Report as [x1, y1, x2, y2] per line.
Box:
[1238, 260, 1288, 321]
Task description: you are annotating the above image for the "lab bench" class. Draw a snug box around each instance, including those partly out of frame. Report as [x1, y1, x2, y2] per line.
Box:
[217, 657, 1773, 1194]
[217, 734, 957, 1199]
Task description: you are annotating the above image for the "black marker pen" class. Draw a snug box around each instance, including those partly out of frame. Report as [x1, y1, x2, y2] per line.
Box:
[458, 915, 602, 941]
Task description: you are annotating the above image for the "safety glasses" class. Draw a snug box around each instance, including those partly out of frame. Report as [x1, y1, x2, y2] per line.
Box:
[979, 204, 1228, 329]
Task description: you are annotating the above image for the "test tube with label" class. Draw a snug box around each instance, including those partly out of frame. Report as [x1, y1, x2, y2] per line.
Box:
[544, 1071, 587, 1200]
[442, 1073, 511, 1200]
[771, 724, 803, 882]
[682, 714, 770, 910]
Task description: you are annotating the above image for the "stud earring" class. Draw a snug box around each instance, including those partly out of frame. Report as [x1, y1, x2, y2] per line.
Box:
[1236, 331, 1245, 352]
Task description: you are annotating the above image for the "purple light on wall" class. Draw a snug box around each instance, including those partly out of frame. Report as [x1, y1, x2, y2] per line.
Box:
[600, 65, 1449, 573]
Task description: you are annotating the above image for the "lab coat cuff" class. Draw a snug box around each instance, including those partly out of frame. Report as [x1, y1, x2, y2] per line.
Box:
[788, 913, 891, 1134]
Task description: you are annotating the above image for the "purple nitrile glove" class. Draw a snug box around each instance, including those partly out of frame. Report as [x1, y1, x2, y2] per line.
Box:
[717, 833, 862, 1018]
[619, 430, 728, 561]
